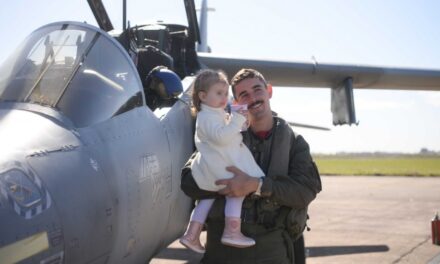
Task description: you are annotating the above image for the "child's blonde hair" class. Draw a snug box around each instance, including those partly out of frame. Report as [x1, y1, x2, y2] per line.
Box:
[191, 69, 229, 112]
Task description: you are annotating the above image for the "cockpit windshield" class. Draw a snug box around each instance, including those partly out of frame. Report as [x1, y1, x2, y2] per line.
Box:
[0, 22, 143, 128]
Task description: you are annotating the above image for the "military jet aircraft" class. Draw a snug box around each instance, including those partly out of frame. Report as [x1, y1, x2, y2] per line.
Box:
[1, 0, 440, 264]
[0, 18, 197, 263]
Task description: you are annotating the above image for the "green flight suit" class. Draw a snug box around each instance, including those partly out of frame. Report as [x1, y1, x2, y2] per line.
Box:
[181, 116, 321, 264]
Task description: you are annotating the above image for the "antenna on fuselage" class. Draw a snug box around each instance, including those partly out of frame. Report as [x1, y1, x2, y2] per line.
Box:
[197, 0, 215, 52]
[123, 0, 127, 30]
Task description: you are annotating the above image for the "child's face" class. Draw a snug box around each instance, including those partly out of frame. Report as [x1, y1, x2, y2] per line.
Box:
[200, 82, 229, 109]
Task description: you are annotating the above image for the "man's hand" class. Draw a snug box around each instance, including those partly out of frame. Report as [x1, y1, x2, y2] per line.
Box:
[216, 166, 260, 197]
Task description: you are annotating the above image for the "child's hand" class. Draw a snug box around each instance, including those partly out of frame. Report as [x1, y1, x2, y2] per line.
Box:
[231, 104, 248, 117]
[231, 104, 249, 130]
[237, 108, 248, 116]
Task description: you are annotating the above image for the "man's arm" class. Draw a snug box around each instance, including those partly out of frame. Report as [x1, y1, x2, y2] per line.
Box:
[180, 152, 221, 200]
[216, 135, 321, 209]
[216, 166, 260, 197]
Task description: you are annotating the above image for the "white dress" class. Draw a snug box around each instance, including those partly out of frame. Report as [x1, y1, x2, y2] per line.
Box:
[191, 104, 264, 191]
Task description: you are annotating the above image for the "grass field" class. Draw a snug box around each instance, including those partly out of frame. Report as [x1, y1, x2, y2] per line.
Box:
[313, 156, 440, 176]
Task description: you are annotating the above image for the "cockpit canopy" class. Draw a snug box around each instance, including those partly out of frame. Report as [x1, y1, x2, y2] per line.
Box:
[0, 22, 143, 128]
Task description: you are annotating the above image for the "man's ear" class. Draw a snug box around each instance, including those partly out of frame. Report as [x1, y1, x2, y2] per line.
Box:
[267, 83, 273, 98]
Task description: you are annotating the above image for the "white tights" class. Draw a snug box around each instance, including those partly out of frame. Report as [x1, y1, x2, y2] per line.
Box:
[190, 196, 245, 223]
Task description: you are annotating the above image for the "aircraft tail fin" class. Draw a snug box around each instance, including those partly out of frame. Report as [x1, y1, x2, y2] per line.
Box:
[197, 0, 214, 52]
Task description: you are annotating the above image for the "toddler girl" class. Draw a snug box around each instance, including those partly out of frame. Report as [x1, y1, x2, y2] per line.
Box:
[179, 69, 264, 253]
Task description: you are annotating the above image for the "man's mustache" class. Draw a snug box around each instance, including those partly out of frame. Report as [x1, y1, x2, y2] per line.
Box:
[248, 100, 264, 109]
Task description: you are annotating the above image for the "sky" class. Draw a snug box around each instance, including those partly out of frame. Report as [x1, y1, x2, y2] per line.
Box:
[1, 0, 439, 154]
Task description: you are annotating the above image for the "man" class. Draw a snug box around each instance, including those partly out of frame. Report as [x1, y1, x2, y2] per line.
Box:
[181, 68, 321, 264]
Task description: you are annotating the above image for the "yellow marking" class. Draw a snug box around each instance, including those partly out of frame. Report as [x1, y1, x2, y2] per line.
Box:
[0, 231, 49, 264]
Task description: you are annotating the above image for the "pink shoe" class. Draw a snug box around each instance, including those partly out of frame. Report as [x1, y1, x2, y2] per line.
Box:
[179, 221, 205, 253]
[221, 217, 255, 248]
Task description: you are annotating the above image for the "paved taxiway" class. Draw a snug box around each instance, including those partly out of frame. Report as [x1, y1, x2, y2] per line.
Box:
[151, 176, 440, 264]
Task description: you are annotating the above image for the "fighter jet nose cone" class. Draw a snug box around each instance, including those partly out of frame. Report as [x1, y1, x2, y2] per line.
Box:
[0, 108, 80, 160]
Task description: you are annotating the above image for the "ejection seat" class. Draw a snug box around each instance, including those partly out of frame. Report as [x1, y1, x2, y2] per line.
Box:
[133, 45, 182, 110]
[143, 66, 183, 111]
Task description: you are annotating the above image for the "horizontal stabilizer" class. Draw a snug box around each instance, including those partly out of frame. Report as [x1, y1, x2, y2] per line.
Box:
[287, 121, 330, 131]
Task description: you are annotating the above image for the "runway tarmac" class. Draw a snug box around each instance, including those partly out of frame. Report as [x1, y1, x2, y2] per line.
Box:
[151, 176, 440, 264]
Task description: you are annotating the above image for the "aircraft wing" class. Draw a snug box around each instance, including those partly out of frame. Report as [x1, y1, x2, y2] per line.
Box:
[198, 53, 440, 91]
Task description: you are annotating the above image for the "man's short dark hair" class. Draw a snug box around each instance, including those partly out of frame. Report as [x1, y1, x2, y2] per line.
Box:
[230, 68, 268, 98]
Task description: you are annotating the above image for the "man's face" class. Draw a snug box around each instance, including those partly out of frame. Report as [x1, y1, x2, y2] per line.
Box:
[233, 77, 272, 121]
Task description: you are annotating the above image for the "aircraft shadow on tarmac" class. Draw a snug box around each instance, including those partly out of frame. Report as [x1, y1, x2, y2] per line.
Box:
[307, 245, 390, 257]
[154, 248, 203, 263]
[154, 244, 390, 262]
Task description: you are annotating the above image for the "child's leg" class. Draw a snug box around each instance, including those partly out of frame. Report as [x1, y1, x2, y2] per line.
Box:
[180, 199, 214, 253]
[224, 196, 244, 218]
[222, 196, 255, 248]
[191, 198, 215, 223]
